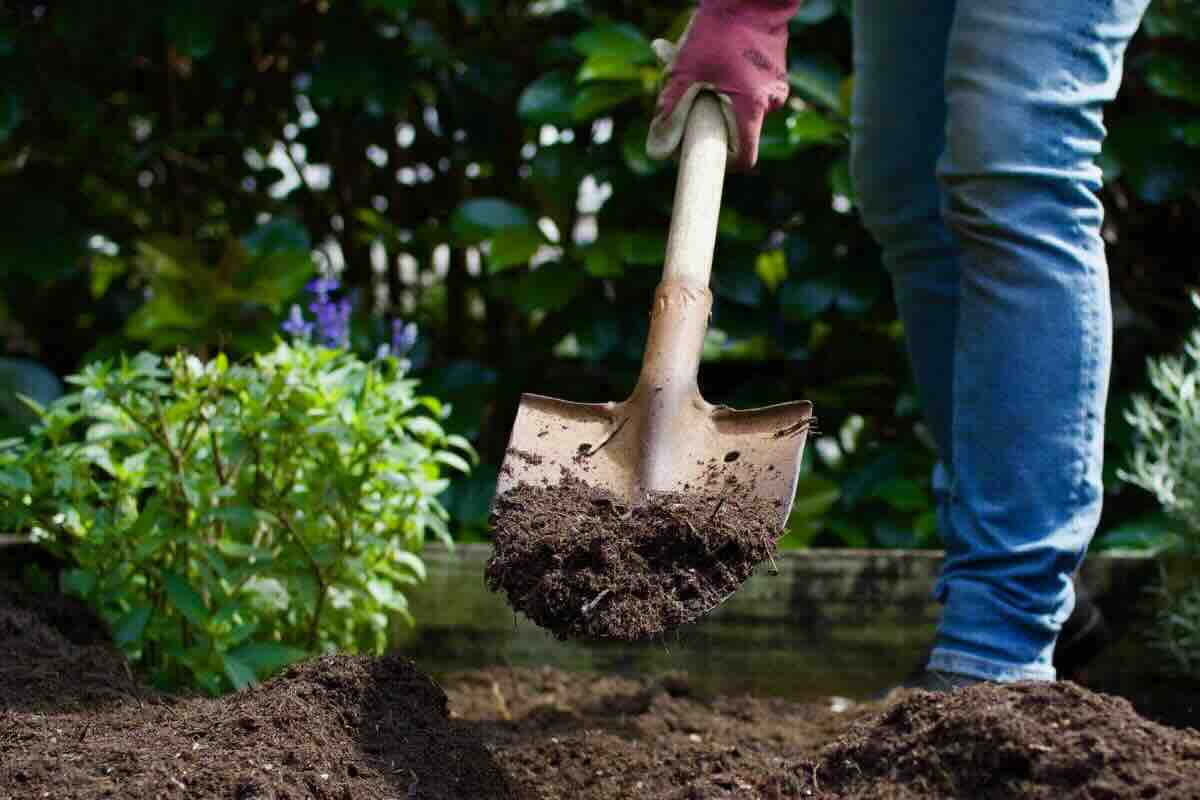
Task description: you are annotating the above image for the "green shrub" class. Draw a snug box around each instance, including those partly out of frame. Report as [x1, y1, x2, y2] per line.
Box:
[1121, 292, 1200, 679]
[0, 341, 473, 694]
[1121, 292, 1200, 548]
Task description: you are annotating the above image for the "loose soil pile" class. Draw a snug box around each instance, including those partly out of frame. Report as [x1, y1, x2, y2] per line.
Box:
[1, 595, 519, 800]
[5, 590, 1200, 799]
[794, 681, 1200, 800]
[486, 472, 781, 641]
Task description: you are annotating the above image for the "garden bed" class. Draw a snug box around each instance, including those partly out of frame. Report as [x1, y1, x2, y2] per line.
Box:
[4, 588, 1200, 799]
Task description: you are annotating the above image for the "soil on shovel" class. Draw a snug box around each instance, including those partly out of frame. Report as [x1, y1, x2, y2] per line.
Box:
[485, 470, 781, 641]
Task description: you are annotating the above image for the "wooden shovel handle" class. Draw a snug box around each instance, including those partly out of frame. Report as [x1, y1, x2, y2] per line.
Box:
[633, 94, 729, 398]
[661, 94, 729, 287]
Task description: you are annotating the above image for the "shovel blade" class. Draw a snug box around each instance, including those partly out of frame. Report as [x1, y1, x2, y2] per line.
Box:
[497, 391, 814, 532]
[497, 393, 636, 500]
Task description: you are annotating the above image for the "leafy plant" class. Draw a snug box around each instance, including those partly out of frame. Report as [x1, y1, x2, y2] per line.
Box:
[1120, 293, 1200, 549]
[0, 341, 474, 694]
[1120, 292, 1200, 679]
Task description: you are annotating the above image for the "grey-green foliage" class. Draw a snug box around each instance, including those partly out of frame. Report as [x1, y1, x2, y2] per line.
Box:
[1145, 574, 1200, 680]
[1121, 292, 1200, 549]
[0, 342, 474, 694]
[1120, 292, 1200, 679]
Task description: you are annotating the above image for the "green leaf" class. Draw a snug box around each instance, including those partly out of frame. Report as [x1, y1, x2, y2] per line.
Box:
[871, 477, 927, 512]
[114, 606, 152, 648]
[1143, 53, 1200, 104]
[789, 475, 841, 519]
[62, 568, 98, 598]
[164, 571, 209, 629]
[434, 450, 472, 473]
[222, 653, 257, 690]
[780, 279, 837, 320]
[616, 231, 666, 265]
[402, 415, 445, 439]
[488, 225, 545, 273]
[242, 218, 311, 256]
[451, 198, 533, 243]
[788, 55, 845, 114]
[755, 250, 787, 292]
[228, 642, 306, 675]
[573, 82, 642, 121]
[787, 109, 845, 146]
[577, 54, 642, 83]
[583, 246, 624, 278]
[518, 71, 576, 126]
[0, 466, 32, 493]
[572, 23, 654, 63]
[0, 92, 21, 143]
[511, 261, 586, 313]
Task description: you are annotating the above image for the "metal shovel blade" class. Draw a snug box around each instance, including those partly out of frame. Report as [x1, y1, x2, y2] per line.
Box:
[496, 390, 814, 532]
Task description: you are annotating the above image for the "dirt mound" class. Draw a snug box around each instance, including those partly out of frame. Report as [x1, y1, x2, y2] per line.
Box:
[789, 681, 1200, 799]
[486, 473, 780, 641]
[1, 599, 520, 800]
[0, 603, 149, 714]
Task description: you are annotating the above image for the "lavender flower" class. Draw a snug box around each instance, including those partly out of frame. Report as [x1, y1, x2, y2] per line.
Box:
[310, 296, 352, 349]
[306, 277, 340, 303]
[281, 304, 314, 340]
[391, 320, 418, 356]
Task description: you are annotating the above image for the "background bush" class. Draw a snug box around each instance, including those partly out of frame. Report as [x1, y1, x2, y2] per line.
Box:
[0, 0, 1197, 551]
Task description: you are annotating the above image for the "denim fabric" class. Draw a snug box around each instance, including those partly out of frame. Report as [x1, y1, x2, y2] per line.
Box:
[850, 0, 1150, 681]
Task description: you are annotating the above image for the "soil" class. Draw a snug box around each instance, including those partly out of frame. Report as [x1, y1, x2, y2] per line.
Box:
[1, 595, 520, 800]
[485, 472, 781, 641]
[795, 681, 1200, 799]
[5, 588, 1200, 799]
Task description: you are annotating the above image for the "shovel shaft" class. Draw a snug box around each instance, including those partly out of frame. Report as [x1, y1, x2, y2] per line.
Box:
[635, 94, 729, 398]
[661, 95, 729, 286]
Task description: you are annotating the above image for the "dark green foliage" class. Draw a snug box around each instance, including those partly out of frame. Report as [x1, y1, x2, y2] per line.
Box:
[0, 1, 1196, 550]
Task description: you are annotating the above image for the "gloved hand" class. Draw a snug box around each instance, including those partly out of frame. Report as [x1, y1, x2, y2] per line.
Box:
[646, 0, 800, 171]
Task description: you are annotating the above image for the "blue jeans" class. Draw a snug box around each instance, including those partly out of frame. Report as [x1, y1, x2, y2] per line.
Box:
[850, 0, 1149, 681]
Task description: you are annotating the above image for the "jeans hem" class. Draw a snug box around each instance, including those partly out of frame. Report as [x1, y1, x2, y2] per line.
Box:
[929, 648, 1056, 683]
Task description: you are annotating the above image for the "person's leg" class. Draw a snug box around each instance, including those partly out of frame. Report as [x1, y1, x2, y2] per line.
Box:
[930, 0, 1150, 681]
[851, 0, 960, 475]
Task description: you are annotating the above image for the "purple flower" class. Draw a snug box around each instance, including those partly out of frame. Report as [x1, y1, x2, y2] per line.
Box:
[310, 296, 352, 349]
[306, 277, 340, 303]
[391, 320, 418, 356]
[282, 304, 314, 340]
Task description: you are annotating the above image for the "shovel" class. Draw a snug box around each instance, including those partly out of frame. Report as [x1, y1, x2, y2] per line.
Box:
[495, 95, 813, 604]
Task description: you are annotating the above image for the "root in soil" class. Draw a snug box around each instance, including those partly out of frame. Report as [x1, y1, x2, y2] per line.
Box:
[485, 472, 781, 641]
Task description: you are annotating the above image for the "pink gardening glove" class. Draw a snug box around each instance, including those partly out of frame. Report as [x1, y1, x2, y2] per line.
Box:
[647, 0, 800, 171]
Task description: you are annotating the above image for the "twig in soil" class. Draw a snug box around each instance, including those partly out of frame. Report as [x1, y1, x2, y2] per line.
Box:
[812, 764, 820, 793]
[581, 588, 612, 617]
[578, 417, 628, 458]
[707, 496, 727, 525]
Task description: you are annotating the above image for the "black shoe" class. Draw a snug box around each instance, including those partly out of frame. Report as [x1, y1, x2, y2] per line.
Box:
[1053, 580, 1112, 678]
